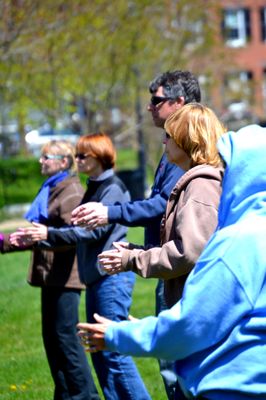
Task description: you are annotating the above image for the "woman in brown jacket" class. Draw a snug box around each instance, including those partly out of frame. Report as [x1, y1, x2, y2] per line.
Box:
[98, 103, 226, 308]
[0, 140, 100, 400]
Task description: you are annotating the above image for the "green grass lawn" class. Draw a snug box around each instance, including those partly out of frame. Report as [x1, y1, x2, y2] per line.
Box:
[0, 227, 167, 400]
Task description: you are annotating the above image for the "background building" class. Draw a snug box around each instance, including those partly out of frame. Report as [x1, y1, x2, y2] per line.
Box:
[214, 0, 266, 126]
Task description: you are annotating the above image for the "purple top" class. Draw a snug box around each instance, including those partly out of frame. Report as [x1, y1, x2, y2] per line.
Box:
[0, 233, 4, 250]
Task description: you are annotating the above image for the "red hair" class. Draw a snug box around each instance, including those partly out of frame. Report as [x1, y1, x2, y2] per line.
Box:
[76, 133, 116, 170]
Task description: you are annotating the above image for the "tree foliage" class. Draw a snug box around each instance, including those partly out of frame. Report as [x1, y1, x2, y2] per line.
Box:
[0, 0, 222, 160]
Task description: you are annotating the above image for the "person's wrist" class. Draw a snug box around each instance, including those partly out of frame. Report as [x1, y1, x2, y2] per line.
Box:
[103, 206, 109, 223]
[121, 249, 132, 271]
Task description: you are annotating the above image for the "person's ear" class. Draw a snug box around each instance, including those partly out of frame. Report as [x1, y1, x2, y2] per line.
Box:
[174, 96, 185, 109]
[61, 156, 69, 170]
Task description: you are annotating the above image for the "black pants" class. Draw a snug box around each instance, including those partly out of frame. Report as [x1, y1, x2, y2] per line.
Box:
[156, 279, 180, 400]
[193, 397, 209, 400]
[196, 398, 209, 400]
[41, 287, 100, 400]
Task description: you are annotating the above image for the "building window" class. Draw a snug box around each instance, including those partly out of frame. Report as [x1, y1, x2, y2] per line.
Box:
[224, 71, 253, 105]
[222, 8, 250, 47]
[260, 8, 266, 41]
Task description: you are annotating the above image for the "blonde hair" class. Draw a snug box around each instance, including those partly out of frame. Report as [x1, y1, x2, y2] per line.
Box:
[41, 140, 77, 173]
[164, 103, 226, 167]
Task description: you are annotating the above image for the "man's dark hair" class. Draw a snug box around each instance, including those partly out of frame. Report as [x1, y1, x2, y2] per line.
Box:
[149, 70, 201, 104]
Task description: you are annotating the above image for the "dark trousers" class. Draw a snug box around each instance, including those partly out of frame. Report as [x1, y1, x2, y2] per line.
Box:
[86, 273, 150, 400]
[156, 279, 187, 400]
[41, 287, 100, 400]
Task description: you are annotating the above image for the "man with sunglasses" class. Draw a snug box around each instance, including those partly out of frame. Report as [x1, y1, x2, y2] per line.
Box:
[71, 70, 201, 400]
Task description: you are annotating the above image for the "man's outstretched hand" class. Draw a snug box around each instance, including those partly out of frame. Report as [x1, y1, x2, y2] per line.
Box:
[71, 202, 108, 229]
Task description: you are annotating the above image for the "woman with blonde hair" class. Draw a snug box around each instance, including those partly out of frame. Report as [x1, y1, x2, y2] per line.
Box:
[1, 140, 100, 400]
[78, 124, 266, 400]
[98, 103, 226, 308]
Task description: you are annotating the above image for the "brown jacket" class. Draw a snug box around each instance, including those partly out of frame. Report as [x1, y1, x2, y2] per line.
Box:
[121, 164, 223, 307]
[2, 175, 85, 289]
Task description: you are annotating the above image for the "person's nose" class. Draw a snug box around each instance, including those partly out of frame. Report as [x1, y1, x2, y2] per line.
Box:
[147, 102, 154, 112]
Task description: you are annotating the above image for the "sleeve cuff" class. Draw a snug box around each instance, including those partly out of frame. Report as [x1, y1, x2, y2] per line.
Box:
[108, 205, 122, 223]
[105, 323, 118, 351]
[121, 249, 133, 271]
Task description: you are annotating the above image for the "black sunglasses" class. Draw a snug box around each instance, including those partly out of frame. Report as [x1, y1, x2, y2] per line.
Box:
[150, 96, 173, 106]
[75, 153, 91, 160]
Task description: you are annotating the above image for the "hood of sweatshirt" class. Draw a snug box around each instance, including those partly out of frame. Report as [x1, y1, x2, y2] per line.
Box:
[170, 163, 223, 196]
[217, 124, 266, 229]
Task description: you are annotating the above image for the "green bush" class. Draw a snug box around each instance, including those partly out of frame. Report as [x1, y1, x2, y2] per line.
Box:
[0, 149, 139, 210]
[0, 157, 43, 207]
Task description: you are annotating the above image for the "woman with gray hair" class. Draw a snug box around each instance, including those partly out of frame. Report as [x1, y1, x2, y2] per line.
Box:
[0, 140, 100, 400]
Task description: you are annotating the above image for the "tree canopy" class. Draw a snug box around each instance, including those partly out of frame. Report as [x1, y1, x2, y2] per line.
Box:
[0, 0, 222, 158]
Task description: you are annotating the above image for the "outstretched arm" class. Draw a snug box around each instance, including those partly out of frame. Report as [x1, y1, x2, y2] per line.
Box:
[71, 194, 168, 230]
[77, 256, 252, 361]
[10, 222, 48, 246]
[71, 202, 108, 229]
[1, 231, 32, 253]
[71, 160, 183, 230]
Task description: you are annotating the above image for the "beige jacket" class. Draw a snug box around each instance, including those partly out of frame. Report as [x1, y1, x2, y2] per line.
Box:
[122, 164, 223, 307]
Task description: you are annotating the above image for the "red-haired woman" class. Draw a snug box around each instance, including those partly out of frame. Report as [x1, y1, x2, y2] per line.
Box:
[1, 140, 100, 400]
[12, 133, 150, 400]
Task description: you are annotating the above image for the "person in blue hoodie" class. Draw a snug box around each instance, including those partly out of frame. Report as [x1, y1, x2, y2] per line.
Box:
[77, 124, 266, 400]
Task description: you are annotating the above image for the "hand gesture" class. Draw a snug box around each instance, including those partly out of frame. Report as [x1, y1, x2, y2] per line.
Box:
[71, 202, 108, 229]
[10, 222, 48, 246]
[77, 313, 113, 352]
[98, 242, 128, 275]
[9, 231, 34, 247]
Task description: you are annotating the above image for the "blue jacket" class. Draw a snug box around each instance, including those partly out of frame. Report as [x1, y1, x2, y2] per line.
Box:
[104, 125, 266, 399]
[41, 170, 130, 285]
[108, 154, 183, 246]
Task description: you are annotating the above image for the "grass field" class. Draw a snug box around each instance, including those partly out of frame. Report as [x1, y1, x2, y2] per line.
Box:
[0, 226, 167, 400]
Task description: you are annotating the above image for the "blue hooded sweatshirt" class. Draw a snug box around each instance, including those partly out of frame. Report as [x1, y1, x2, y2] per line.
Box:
[104, 125, 266, 399]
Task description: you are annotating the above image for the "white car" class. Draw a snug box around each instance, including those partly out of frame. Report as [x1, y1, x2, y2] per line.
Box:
[25, 125, 81, 156]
